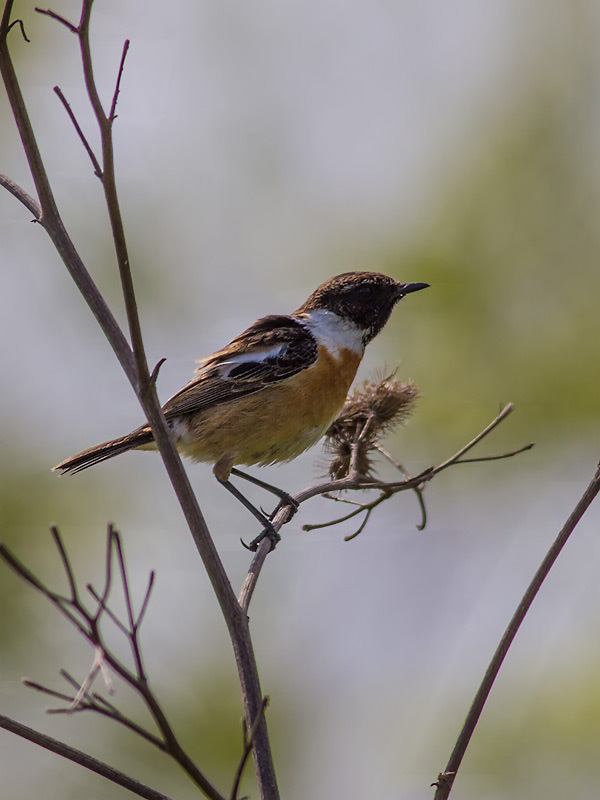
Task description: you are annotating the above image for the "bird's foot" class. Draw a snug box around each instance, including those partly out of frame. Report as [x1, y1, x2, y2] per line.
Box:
[242, 522, 282, 553]
[268, 492, 299, 521]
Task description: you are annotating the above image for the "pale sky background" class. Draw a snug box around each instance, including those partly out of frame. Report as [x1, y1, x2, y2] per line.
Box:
[1, 2, 600, 799]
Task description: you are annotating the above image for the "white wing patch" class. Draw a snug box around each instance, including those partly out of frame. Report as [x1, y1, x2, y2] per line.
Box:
[216, 345, 287, 378]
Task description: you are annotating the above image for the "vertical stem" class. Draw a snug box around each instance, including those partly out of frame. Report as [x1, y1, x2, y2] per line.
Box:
[0, 3, 280, 797]
[433, 463, 600, 800]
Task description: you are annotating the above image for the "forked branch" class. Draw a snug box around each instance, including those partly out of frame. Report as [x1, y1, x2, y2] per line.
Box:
[238, 400, 534, 612]
[0, 525, 226, 800]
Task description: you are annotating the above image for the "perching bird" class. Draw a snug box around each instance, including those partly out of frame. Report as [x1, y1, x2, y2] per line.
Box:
[54, 271, 428, 542]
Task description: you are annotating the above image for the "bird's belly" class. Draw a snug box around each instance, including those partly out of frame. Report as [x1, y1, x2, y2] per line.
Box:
[174, 345, 361, 467]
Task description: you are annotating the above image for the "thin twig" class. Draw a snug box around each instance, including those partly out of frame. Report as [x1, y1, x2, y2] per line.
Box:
[149, 358, 167, 387]
[432, 403, 515, 473]
[449, 443, 535, 465]
[373, 443, 428, 529]
[7, 16, 30, 41]
[87, 584, 129, 634]
[114, 530, 146, 680]
[321, 493, 367, 507]
[0, 173, 41, 217]
[432, 462, 600, 799]
[22, 678, 74, 704]
[302, 502, 370, 531]
[109, 39, 129, 120]
[0, 713, 173, 800]
[53, 85, 102, 177]
[94, 523, 116, 623]
[230, 698, 270, 800]
[35, 7, 78, 34]
[343, 507, 373, 541]
[50, 524, 79, 603]
[24, 673, 167, 751]
[136, 571, 156, 628]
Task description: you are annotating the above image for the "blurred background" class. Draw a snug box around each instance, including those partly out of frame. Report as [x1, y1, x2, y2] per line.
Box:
[1, 1, 600, 798]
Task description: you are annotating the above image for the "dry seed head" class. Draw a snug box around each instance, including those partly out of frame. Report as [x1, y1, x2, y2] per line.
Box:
[324, 371, 419, 480]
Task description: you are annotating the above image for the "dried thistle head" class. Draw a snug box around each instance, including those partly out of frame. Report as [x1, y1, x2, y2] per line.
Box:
[324, 371, 418, 480]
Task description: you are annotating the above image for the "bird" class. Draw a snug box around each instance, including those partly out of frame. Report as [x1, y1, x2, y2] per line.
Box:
[53, 271, 428, 545]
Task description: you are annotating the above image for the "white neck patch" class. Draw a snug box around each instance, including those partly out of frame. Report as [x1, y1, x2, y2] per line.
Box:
[298, 309, 365, 357]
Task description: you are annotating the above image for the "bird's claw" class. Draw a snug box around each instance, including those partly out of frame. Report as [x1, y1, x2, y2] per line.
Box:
[241, 522, 281, 552]
[270, 493, 299, 520]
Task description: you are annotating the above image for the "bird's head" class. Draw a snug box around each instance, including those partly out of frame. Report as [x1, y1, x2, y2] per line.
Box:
[295, 271, 429, 344]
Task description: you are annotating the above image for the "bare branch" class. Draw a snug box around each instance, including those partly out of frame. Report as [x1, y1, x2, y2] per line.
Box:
[1, 2, 277, 794]
[302, 500, 368, 531]
[0, 173, 41, 217]
[22, 678, 74, 704]
[113, 530, 146, 679]
[2, 525, 227, 800]
[431, 403, 516, 473]
[6, 16, 30, 41]
[149, 357, 167, 387]
[109, 39, 130, 120]
[53, 85, 102, 177]
[449, 442, 535, 465]
[230, 698, 270, 800]
[25, 672, 167, 751]
[238, 403, 532, 611]
[135, 570, 155, 629]
[432, 462, 600, 800]
[35, 7, 78, 34]
[49, 524, 79, 603]
[0, 713, 173, 800]
[343, 507, 372, 542]
[372, 443, 427, 529]
[86, 584, 129, 635]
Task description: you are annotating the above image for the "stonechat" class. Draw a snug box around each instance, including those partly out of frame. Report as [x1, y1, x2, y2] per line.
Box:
[54, 272, 428, 538]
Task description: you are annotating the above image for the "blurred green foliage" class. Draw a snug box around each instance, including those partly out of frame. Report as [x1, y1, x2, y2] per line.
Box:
[467, 662, 600, 798]
[382, 95, 600, 445]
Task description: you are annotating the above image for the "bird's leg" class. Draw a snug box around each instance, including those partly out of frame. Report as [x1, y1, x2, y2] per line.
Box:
[216, 477, 281, 551]
[230, 467, 299, 519]
[213, 458, 298, 550]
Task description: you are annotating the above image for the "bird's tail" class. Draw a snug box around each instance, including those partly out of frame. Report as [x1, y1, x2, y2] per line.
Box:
[52, 426, 154, 475]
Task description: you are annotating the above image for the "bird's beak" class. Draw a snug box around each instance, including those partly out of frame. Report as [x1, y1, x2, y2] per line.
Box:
[397, 282, 430, 296]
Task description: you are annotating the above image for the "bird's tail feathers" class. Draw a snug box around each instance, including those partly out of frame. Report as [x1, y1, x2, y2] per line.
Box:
[53, 427, 154, 475]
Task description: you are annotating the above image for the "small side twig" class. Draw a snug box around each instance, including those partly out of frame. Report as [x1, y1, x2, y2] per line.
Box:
[6, 16, 29, 41]
[109, 39, 130, 120]
[0, 173, 41, 218]
[230, 697, 270, 800]
[53, 85, 102, 177]
[23, 673, 166, 750]
[34, 7, 78, 34]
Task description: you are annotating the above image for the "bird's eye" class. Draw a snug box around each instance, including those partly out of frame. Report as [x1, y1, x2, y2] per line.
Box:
[357, 284, 373, 297]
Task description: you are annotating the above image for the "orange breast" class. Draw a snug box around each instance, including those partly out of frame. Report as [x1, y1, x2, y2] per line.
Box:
[176, 345, 361, 468]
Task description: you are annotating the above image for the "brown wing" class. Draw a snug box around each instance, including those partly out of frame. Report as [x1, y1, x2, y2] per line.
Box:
[161, 315, 318, 419]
